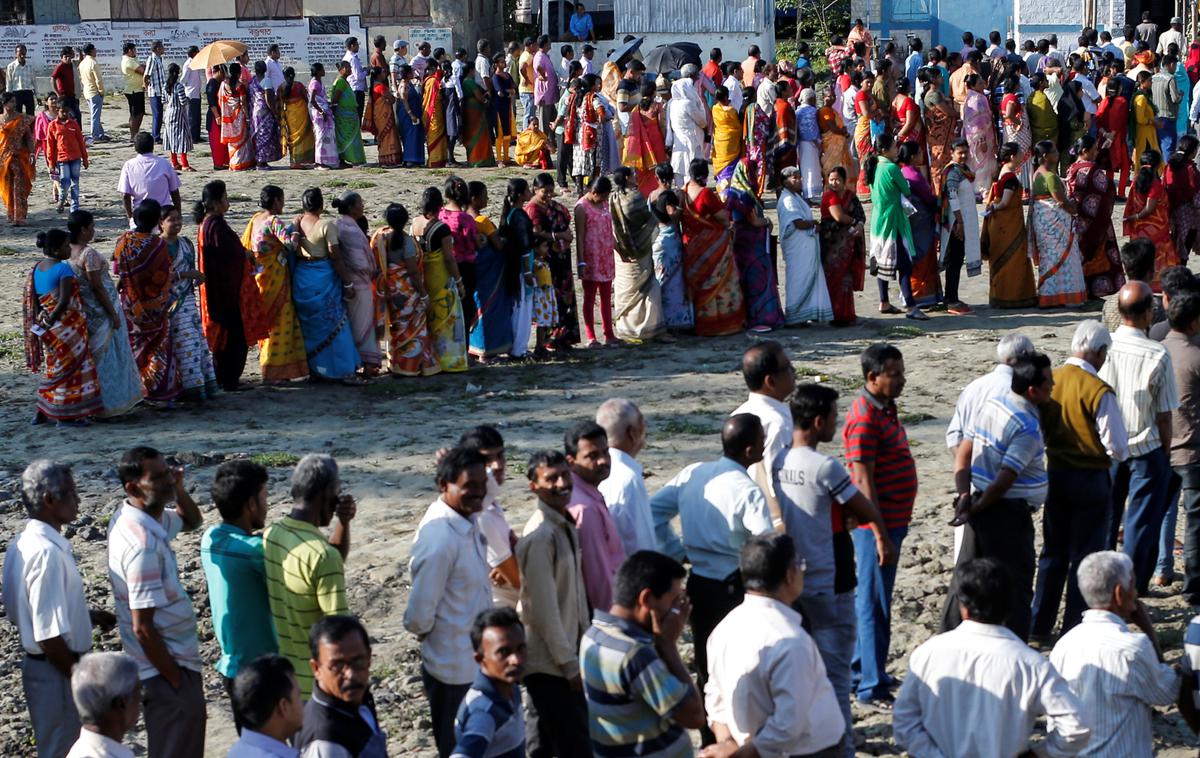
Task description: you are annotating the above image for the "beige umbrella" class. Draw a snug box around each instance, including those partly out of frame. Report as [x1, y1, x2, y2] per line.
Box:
[188, 40, 248, 71]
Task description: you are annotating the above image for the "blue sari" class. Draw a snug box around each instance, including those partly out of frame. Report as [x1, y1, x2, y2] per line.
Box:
[399, 83, 426, 165]
[724, 162, 783, 330]
[468, 216, 514, 358]
[652, 221, 693, 329]
[292, 258, 360, 379]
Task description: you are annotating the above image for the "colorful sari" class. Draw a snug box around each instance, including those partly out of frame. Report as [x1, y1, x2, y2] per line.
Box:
[711, 103, 743, 180]
[243, 212, 308, 381]
[819, 189, 866, 325]
[250, 76, 282, 164]
[652, 209, 692, 330]
[461, 78, 495, 167]
[903, 164, 942, 306]
[398, 81, 425, 165]
[468, 214, 514, 357]
[680, 186, 745, 336]
[363, 82, 401, 165]
[0, 114, 34, 223]
[724, 161, 782, 330]
[963, 89, 997, 197]
[1166, 159, 1200, 266]
[420, 219, 468, 372]
[1001, 93, 1032, 190]
[922, 89, 956, 198]
[113, 231, 181, 402]
[817, 105, 853, 179]
[773, 98, 798, 181]
[369, 227, 439, 376]
[610, 187, 665, 341]
[292, 251, 360, 380]
[220, 81, 255, 171]
[1124, 178, 1178, 290]
[334, 216, 380, 369]
[980, 171, 1037, 308]
[779, 187, 833, 324]
[1029, 170, 1087, 308]
[423, 70, 448, 167]
[526, 199, 580, 347]
[623, 106, 668, 197]
[279, 81, 315, 167]
[869, 157, 915, 281]
[23, 264, 102, 421]
[1066, 160, 1124, 298]
[167, 237, 219, 400]
[307, 78, 339, 168]
[330, 77, 365, 165]
[1028, 90, 1058, 146]
[68, 246, 142, 416]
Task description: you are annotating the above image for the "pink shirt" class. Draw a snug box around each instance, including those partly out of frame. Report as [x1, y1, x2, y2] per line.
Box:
[567, 472, 625, 612]
[533, 50, 559, 106]
[438, 207, 478, 264]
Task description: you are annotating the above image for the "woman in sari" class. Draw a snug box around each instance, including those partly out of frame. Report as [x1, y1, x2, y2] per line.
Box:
[723, 159, 782, 331]
[565, 77, 601, 195]
[1029, 140, 1087, 308]
[363, 66, 401, 166]
[999, 71, 1032, 191]
[220, 62, 255, 171]
[819, 167, 867, 325]
[113, 200, 181, 403]
[1132, 72, 1159, 172]
[243, 185, 307, 383]
[962, 75, 997, 197]
[981, 142, 1038, 309]
[609, 167, 666, 343]
[744, 79, 775, 197]
[867, 134, 926, 319]
[1028, 73, 1058, 150]
[250, 61, 282, 169]
[207, 67, 229, 170]
[396, 66, 425, 167]
[278, 67, 314, 168]
[162, 206, 219, 401]
[441, 176, 481, 331]
[423, 64, 448, 168]
[1066, 135, 1125, 298]
[897, 141, 941, 307]
[920, 67, 957, 198]
[24, 228, 102, 424]
[370, 202, 439, 376]
[853, 71, 878, 198]
[772, 81, 798, 186]
[307, 64, 339, 169]
[892, 77, 924, 174]
[66, 211, 142, 416]
[778, 166, 833, 325]
[1096, 79, 1131, 199]
[649, 165, 692, 331]
[818, 90, 853, 181]
[1166, 135, 1200, 266]
[412, 186, 468, 372]
[468, 180, 514, 359]
[711, 85, 743, 186]
[163, 64, 194, 171]
[331, 191, 381, 374]
[459, 61, 495, 168]
[1056, 81, 1087, 176]
[0, 92, 35, 226]
[938, 140, 982, 314]
[331, 61, 366, 166]
[623, 80, 668, 197]
[526, 172, 580, 350]
[680, 158, 745, 336]
[1124, 149, 1179, 289]
[492, 52, 516, 165]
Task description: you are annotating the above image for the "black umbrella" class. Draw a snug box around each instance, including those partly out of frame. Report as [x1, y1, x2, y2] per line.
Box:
[607, 36, 643, 65]
[642, 42, 703, 74]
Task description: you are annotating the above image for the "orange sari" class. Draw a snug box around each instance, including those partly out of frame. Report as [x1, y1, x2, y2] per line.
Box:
[622, 106, 667, 197]
[363, 82, 401, 165]
[23, 266, 102, 420]
[680, 186, 745, 336]
[0, 114, 34, 223]
[1123, 178, 1178, 291]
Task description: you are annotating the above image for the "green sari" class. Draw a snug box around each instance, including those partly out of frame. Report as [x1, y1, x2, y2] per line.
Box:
[461, 78, 496, 167]
[330, 77, 365, 165]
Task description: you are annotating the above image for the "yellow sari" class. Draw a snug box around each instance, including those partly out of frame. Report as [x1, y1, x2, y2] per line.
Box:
[243, 212, 308, 381]
[423, 70, 448, 168]
[711, 103, 743, 178]
[279, 82, 315, 166]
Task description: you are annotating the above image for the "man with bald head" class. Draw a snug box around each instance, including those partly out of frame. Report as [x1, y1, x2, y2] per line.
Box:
[1101, 280, 1180, 594]
[732, 340, 797, 530]
[651, 414, 773, 745]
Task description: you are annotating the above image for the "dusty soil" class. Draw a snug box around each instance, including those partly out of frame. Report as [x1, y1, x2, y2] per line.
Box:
[0, 101, 1194, 756]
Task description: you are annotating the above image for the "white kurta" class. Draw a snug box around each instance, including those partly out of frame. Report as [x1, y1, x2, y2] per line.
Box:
[668, 78, 707, 186]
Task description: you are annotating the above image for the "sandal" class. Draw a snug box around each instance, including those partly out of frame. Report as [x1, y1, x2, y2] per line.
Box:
[857, 695, 895, 713]
[879, 303, 902, 315]
[906, 308, 930, 321]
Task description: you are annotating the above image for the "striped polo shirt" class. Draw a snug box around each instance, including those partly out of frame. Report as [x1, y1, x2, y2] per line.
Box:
[843, 390, 918, 528]
[966, 392, 1048, 508]
[451, 670, 525, 758]
[580, 611, 692, 758]
[1099, 325, 1179, 458]
[262, 516, 349, 696]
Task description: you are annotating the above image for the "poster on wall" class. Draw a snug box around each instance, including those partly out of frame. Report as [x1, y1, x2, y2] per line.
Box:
[402, 26, 452, 54]
[0, 15, 367, 86]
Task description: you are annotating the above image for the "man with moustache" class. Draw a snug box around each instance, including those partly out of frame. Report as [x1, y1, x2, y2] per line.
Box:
[451, 607, 528, 757]
[296, 616, 387, 758]
[405, 447, 493, 758]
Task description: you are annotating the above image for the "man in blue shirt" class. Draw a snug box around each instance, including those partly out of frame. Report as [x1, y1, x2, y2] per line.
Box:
[905, 37, 924, 90]
[452, 608, 527, 758]
[200, 460, 278, 732]
[569, 3, 595, 42]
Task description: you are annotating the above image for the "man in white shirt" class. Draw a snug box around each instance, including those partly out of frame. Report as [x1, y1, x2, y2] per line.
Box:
[704, 534, 844, 758]
[456, 426, 521, 608]
[1159, 17, 1186, 56]
[390, 40, 408, 93]
[7, 44, 36, 115]
[108, 446, 205, 758]
[343, 36, 367, 120]
[4, 460, 115, 758]
[66, 652, 141, 758]
[1050, 551, 1180, 757]
[403, 447, 492, 757]
[182, 45, 206, 143]
[263, 43, 286, 93]
[895, 558, 1091, 756]
[475, 39, 494, 95]
[731, 340, 796, 530]
[228, 654, 305, 758]
[1100, 281, 1180, 593]
[596, 398, 657, 554]
[580, 44, 597, 76]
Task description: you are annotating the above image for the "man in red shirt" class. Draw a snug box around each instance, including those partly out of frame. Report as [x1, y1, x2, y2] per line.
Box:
[843, 342, 918, 710]
[46, 106, 88, 213]
[51, 46, 79, 125]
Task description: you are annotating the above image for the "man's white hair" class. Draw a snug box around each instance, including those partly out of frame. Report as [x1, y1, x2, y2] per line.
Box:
[596, 398, 642, 442]
[72, 652, 139, 725]
[995, 333, 1035, 364]
[1077, 550, 1134, 609]
[1071, 319, 1111, 355]
[680, 63, 699, 79]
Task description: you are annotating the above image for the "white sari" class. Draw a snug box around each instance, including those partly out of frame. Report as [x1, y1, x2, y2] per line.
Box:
[668, 78, 707, 185]
[778, 188, 833, 324]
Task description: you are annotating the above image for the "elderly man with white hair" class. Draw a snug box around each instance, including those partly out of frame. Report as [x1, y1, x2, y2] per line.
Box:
[1031, 321, 1129, 644]
[3, 460, 116, 758]
[797, 87, 822, 201]
[596, 398, 656, 554]
[668, 64, 707, 186]
[65, 652, 141, 758]
[1049, 551, 1180, 757]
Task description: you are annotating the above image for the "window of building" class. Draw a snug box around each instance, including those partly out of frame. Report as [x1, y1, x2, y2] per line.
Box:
[0, 0, 33, 24]
[890, 0, 931, 20]
[236, 0, 302, 19]
[361, 0, 431, 24]
[110, 0, 178, 20]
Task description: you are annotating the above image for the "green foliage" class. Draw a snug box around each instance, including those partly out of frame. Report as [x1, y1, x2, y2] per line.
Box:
[249, 452, 302, 468]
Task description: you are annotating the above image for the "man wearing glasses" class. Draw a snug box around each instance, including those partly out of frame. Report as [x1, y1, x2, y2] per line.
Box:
[296, 615, 387, 757]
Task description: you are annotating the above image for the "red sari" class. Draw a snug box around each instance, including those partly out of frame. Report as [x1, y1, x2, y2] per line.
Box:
[1065, 160, 1124, 298]
[113, 231, 181, 402]
[1095, 96, 1130, 197]
[819, 189, 866, 324]
[363, 82, 401, 165]
[23, 266, 102, 420]
[1165, 159, 1200, 265]
[1123, 178, 1177, 291]
[680, 186, 745, 336]
[622, 106, 667, 197]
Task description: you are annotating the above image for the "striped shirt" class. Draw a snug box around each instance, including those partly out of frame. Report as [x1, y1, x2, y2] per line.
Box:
[843, 390, 918, 528]
[1049, 610, 1179, 757]
[144, 52, 166, 97]
[966, 392, 1048, 508]
[1099, 325, 1179, 458]
[451, 671, 525, 758]
[579, 611, 692, 758]
[107, 503, 201, 679]
[262, 516, 348, 696]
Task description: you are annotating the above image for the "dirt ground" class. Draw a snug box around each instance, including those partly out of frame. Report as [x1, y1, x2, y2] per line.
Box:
[0, 101, 1195, 756]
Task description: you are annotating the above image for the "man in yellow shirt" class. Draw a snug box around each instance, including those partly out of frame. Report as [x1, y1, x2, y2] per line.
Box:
[78, 44, 108, 143]
[518, 36, 536, 129]
[119, 42, 145, 144]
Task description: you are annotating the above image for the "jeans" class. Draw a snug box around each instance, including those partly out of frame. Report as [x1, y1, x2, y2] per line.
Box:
[1030, 467, 1111, 637]
[520, 92, 535, 128]
[852, 524, 907, 701]
[188, 96, 201, 142]
[421, 666, 471, 758]
[1156, 470, 1183, 579]
[796, 591, 856, 758]
[21, 655, 80, 758]
[1157, 117, 1176, 157]
[1111, 448, 1172, 593]
[149, 94, 164, 141]
[88, 93, 106, 139]
[1177, 463, 1200, 604]
[57, 159, 81, 212]
[876, 239, 914, 308]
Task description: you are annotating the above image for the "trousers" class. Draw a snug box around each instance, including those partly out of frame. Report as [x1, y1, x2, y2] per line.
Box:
[421, 666, 470, 757]
[796, 591, 857, 758]
[143, 668, 207, 758]
[22, 655, 81, 758]
[688, 570, 744, 745]
[524, 673, 592, 757]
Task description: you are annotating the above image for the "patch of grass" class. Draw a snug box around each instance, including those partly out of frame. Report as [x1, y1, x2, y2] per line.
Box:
[658, 419, 716, 437]
[882, 325, 925, 339]
[344, 180, 377, 190]
[899, 412, 936, 425]
[0, 330, 22, 360]
[228, 193, 253, 203]
[360, 167, 388, 174]
[249, 452, 302, 468]
[324, 179, 348, 188]
[794, 365, 824, 377]
[0, 245, 20, 256]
